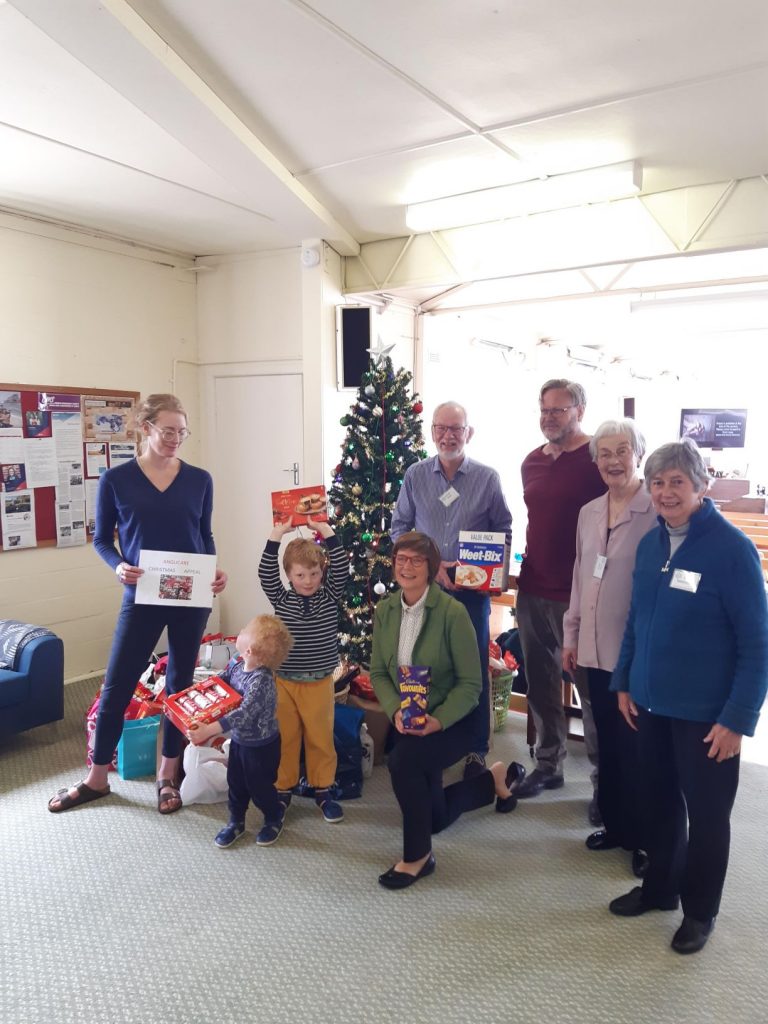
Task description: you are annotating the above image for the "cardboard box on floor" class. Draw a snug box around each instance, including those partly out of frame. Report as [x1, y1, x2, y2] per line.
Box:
[347, 694, 391, 765]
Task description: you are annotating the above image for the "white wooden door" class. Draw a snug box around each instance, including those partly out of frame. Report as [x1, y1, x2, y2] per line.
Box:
[211, 372, 303, 632]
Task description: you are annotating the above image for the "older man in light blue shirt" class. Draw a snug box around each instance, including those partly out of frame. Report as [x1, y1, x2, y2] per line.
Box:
[391, 401, 512, 776]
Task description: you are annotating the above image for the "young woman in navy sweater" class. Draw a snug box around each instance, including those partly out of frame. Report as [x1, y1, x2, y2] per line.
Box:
[49, 394, 227, 814]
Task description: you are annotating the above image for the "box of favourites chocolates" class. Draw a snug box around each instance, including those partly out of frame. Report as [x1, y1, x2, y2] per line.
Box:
[454, 530, 507, 594]
[398, 665, 431, 731]
[163, 675, 242, 734]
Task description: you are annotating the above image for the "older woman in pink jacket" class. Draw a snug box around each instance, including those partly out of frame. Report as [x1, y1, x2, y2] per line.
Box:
[562, 419, 657, 876]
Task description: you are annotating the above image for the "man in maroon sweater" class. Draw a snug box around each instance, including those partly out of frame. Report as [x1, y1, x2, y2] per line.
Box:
[515, 379, 607, 812]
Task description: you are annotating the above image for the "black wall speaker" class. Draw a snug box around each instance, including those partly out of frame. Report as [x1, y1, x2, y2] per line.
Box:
[336, 305, 373, 389]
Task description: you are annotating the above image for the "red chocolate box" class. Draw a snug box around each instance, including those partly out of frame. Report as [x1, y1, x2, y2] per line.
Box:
[271, 485, 329, 527]
[163, 675, 242, 734]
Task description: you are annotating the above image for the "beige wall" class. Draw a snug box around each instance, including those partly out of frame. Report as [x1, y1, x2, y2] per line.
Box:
[0, 217, 199, 679]
[0, 228, 417, 676]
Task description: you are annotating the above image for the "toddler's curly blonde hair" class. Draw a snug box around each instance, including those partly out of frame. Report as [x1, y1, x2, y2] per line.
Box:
[241, 615, 293, 670]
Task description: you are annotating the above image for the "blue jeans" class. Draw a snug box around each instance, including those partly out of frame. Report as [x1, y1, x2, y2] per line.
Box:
[93, 598, 210, 765]
[449, 589, 491, 757]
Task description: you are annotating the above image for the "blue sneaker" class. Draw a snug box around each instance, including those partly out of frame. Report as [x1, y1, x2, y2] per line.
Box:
[277, 790, 293, 814]
[214, 821, 245, 849]
[316, 794, 344, 823]
[256, 816, 285, 847]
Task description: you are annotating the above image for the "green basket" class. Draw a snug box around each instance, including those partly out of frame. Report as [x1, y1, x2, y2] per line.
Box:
[491, 670, 517, 732]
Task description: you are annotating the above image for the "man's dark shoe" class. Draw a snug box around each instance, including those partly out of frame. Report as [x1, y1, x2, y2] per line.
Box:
[631, 849, 650, 879]
[588, 793, 603, 826]
[463, 753, 487, 780]
[609, 886, 679, 917]
[586, 829, 621, 851]
[516, 768, 564, 799]
[671, 915, 715, 955]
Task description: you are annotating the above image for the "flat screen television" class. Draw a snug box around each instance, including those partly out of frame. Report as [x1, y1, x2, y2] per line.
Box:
[679, 408, 747, 449]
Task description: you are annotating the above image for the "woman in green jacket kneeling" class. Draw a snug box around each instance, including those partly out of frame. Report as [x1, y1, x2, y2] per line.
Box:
[371, 531, 523, 890]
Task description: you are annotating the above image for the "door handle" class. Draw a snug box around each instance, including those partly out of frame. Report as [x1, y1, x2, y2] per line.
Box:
[283, 462, 300, 485]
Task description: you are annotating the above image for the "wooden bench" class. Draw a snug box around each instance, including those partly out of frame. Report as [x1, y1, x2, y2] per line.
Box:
[722, 511, 768, 578]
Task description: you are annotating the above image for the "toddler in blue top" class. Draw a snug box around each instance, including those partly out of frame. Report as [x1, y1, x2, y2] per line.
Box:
[188, 615, 293, 848]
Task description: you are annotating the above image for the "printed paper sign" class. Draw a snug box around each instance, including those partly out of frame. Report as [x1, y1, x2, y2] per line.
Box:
[134, 550, 217, 608]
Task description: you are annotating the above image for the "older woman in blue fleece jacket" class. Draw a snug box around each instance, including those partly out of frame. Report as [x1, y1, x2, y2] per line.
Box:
[608, 439, 768, 955]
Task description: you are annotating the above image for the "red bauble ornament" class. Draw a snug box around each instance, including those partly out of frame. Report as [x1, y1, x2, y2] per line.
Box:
[412, 401, 423, 414]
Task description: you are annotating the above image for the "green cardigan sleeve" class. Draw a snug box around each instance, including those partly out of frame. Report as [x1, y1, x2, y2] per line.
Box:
[429, 599, 482, 730]
[370, 597, 402, 721]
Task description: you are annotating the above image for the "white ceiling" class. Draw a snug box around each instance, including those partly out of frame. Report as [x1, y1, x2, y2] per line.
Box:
[2, 0, 767, 259]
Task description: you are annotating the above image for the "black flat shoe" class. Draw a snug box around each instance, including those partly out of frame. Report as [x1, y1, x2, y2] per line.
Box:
[496, 761, 526, 813]
[609, 886, 679, 917]
[378, 853, 436, 890]
[505, 761, 526, 790]
[586, 829, 621, 851]
[631, 848, 649, 879]
[671, 915, 715, 954]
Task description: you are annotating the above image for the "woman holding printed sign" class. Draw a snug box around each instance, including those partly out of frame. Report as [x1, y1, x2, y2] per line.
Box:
[48, 393, 227, 815]
[608, 440, 768, 954]
[370, 532, 525, 890]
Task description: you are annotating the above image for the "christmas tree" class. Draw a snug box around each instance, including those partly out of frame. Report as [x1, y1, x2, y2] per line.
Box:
[328, 353, 426, 667]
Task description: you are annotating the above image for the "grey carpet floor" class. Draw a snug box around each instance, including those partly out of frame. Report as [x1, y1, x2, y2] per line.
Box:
[1, 679, 767, 1024]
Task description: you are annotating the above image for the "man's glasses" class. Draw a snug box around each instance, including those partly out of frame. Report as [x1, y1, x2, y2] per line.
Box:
[539, 405, 574, 417]
[394, 554, 427, 568]
[149, 423, 191, 442]
[432, 424, 467, 436]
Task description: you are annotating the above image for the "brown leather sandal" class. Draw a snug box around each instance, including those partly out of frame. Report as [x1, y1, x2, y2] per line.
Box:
[48, 781, 111, 813]
[156, 778, 182, 815]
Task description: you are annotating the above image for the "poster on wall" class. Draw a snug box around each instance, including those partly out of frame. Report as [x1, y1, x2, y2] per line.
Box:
[0, 391, 23, 438]
[52, 411, 84, 461]
[23, 437, 57, 488]
[109, 442, 136, 466]
[55, 500, 86, 547]
[85, 442, 108, 477]
[24, 410, 52, 438]
[85, 478, 100, 535]
[82, 397, 135, 443]
[1, 489, 36, 549]
[1, 463, 27, 491]
[39, 392, 82, 413]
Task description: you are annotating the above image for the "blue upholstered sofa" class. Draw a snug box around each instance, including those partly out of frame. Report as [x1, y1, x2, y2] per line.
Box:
[0, 630, 64, 740]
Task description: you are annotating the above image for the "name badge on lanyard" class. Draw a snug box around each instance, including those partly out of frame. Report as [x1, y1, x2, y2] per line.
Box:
[592, 554, 607, 579]
[440, 486, 460, 507]
[670, 569, 701, 593]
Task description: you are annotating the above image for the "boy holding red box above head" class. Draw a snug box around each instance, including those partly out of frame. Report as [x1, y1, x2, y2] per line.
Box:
[259, 518, 348, 824]
[188, 615, 293, 848]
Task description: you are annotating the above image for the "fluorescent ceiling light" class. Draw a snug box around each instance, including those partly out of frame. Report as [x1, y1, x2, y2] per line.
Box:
[405, 161, 642, 233]
[630, 288, 768, 312]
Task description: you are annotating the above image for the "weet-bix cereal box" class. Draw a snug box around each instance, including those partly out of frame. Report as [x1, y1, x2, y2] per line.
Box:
[455, 531, 507, 594]
[398, 666, 431, 731]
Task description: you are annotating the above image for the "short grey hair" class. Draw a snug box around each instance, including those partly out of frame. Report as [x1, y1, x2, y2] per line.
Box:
[589, 419, 647, 461]
[644, 439, 710, 494]
[432, 401, 469, 426]
[540, 378, 587, 408]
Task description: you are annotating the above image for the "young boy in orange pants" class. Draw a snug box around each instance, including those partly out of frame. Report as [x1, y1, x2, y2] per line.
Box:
[259, 517, 347, 822]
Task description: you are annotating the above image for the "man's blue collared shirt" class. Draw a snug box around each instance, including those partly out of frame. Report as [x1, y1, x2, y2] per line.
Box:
[391, 455, 512, 562]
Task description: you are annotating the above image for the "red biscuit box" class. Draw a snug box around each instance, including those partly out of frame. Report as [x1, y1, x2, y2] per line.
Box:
[163, 675, 242, 734]
[271, 485, 328, 527]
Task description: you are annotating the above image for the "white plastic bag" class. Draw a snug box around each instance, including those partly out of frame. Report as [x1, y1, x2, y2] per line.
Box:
[179, 739, 230, 805]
